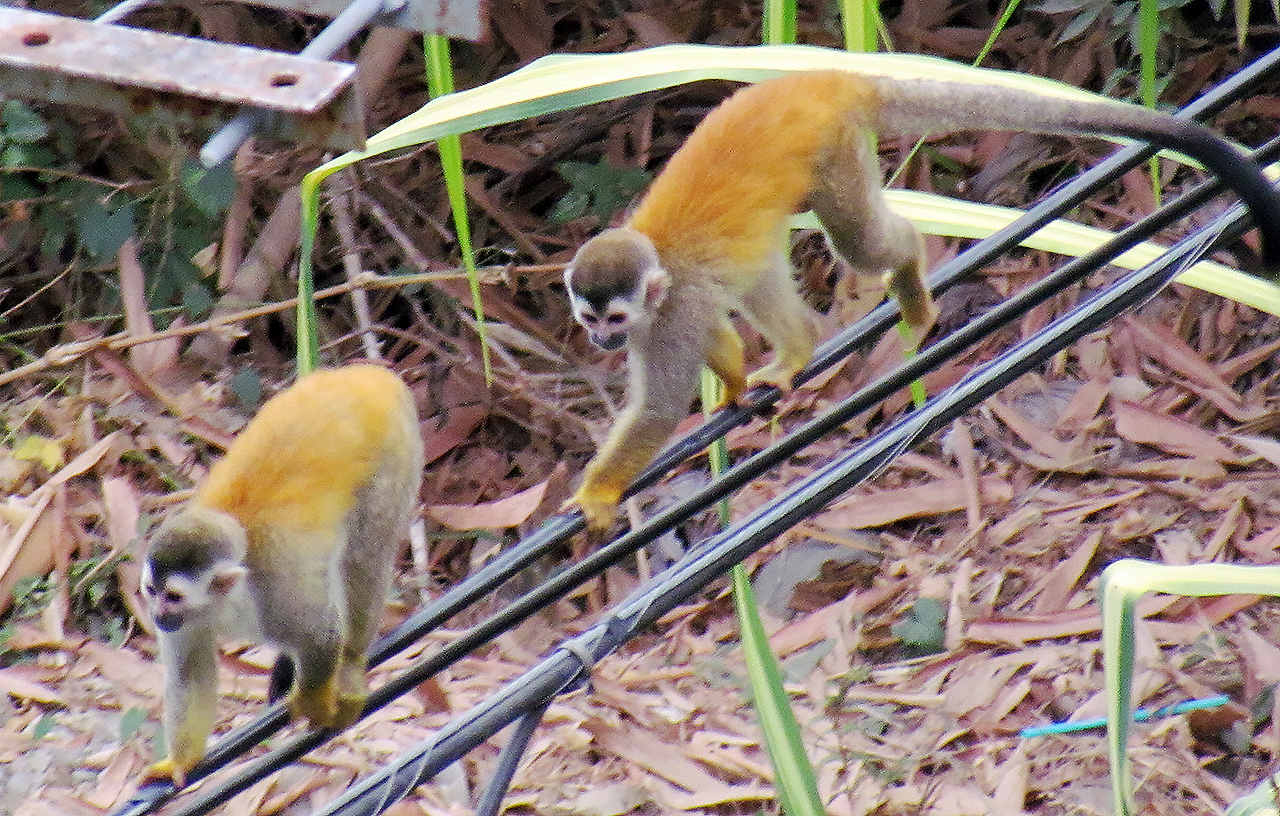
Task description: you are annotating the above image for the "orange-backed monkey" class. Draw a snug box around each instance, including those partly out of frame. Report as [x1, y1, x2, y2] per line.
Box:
[139, 364, 423, 784]
[564, 68, 1280, 530]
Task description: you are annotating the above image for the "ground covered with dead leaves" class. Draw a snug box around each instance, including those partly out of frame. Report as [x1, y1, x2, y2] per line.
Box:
[6, 2, 1280, 816]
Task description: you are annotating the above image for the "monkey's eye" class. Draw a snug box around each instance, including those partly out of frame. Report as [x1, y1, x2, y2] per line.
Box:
[163, 589, 184, 605]
[580, 313, 599, 325]
[605, 313, 627, 326]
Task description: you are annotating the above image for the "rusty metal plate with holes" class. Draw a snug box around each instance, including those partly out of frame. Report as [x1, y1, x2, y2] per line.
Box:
[248, 0, 487, 40]
[0, 7, 356, 113]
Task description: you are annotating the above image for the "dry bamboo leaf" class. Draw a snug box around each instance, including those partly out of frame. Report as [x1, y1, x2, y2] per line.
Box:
[0, 433, 118, 605]
[1235, 628, 1280, 685]
[428, 480, 548, 530]
[421, 407, 488, 466]
[1112, 400, 1238, 462]
[814, 477, 1013, 530]
[989, 743, 1030, 816]
[85, 744, 145, 809]
[651, 776, 774, 810]
[1231, 433, 1280, 470]
[1113, 456, 1227, 480]
[942, 654, 1017, 716]
[78, 641, 161, 698]
[583, 716, 729, 793]
[1123, 317, 1248, 418]
[562, 781, 649, 816]
[928, 782, 999, 816]
[118, 238, 179, 375]
[967, 594, 1177, 644]
[15, 790, 103, 816]
[1028, 529, 1102, 614]
[987, 397, 1075, 461]
[985, 673, 1033, 724]
[1057, 377, 1110, 429]
[0, 666, 66, 705]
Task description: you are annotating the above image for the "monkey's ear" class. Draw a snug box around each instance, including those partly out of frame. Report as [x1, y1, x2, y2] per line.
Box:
[210, 561, 248, 597]
[643, 266, 670, 309]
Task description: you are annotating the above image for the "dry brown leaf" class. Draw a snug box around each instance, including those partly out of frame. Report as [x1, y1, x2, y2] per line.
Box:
[987, 396, 1075, 461]
[118, 237, 178, 374]
[1231, 433, 1280, 470]
[421, 406, 489, 466]
[1235, 628, 1280, 686]
[1112, 400, 1238, 462]
[1028, 529, 1102, 614]
[967, 594, 1177, 644]
[1123, 317, 1244, 411]
[85, 744, 146, 809]
[427, 480, 549, 530]
[814, 477, 1012, 529]
[0, 666, 66, 705]
[583, 716, 730, 793]
[78, 640, 162, 698]
[0, 433, 118, 607]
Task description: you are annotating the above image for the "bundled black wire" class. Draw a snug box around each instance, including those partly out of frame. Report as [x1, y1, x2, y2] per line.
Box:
[115, 46, 1280, 816]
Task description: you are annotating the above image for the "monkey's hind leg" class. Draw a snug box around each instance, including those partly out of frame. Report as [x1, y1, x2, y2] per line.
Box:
[705, 314, 747, 406]
[811, 130, 937, 339]
[741, 255, 823, 392]
[332, 540, 397, 726]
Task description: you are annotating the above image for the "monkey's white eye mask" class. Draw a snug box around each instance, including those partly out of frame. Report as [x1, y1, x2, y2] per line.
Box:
[571, 298, 640, 350]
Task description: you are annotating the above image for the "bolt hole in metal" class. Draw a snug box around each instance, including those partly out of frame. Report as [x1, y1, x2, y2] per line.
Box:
[270, 73, 299, 88]
[23, 31, 51, 46]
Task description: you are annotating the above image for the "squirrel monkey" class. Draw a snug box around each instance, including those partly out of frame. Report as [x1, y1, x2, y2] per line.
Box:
[564, 68, 1280, 530]
[139, 364, 423, 785]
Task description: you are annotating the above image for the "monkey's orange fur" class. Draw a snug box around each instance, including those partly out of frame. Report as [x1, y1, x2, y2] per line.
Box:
[142, 364, 422, 785]
[197, 365, 405, 534]
[630, 72, 880, 271]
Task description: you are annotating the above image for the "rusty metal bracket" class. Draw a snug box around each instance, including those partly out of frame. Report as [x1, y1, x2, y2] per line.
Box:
[0, 6, 365, 153]
[0, 0, 486, 163]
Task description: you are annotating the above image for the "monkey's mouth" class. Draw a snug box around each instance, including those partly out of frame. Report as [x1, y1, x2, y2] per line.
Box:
[154, 612, 184, 632]
[591, 331, 627, 351]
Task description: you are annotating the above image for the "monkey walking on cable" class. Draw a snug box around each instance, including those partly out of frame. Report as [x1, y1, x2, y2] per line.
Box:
[563, 68, 1280, 531]
[139, 364, 424, 785]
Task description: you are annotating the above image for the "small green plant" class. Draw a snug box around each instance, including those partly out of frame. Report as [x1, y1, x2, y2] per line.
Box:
[551, 159, 651, 225]
[891, 597, 946, 656]
[1, 98, 235, 330]
[8, 550, 131, 644]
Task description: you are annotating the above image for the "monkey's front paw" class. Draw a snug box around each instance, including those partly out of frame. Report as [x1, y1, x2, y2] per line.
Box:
[564, 482, 621, 531]
[746, 363, 802, 394]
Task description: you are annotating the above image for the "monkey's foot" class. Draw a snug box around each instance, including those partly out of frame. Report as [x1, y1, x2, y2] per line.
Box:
[289, 681, 341, 729]
[746, 362, 802, 394]
[332, 660, 369, 729]
[140, 758, 188, 787]
[564, 482, 621, 532]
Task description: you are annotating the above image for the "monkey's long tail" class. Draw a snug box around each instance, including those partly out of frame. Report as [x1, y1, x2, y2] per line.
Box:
[872, 77, 1280, 273]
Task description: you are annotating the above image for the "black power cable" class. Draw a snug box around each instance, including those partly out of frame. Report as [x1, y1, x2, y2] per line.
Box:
[315, 203, 1246, 816]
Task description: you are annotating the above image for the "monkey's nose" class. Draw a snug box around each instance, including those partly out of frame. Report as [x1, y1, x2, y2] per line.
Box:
[155, 612, 184, 632]
[592, 331, 627, 351]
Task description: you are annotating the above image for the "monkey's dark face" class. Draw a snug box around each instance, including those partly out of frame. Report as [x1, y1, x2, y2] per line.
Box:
[141, 564, 206, 632]
[567, 293, 642, 351]
[142, 509, 249, 634]
[565, 228, 670, 352]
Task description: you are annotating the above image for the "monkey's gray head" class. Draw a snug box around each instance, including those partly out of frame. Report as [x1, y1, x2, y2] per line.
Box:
[141, 508, 248, 633]
[565, 228, 669, 351]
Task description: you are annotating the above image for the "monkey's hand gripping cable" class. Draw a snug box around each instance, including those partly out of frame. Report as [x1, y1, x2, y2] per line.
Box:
[114, 46, 1280, 816]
